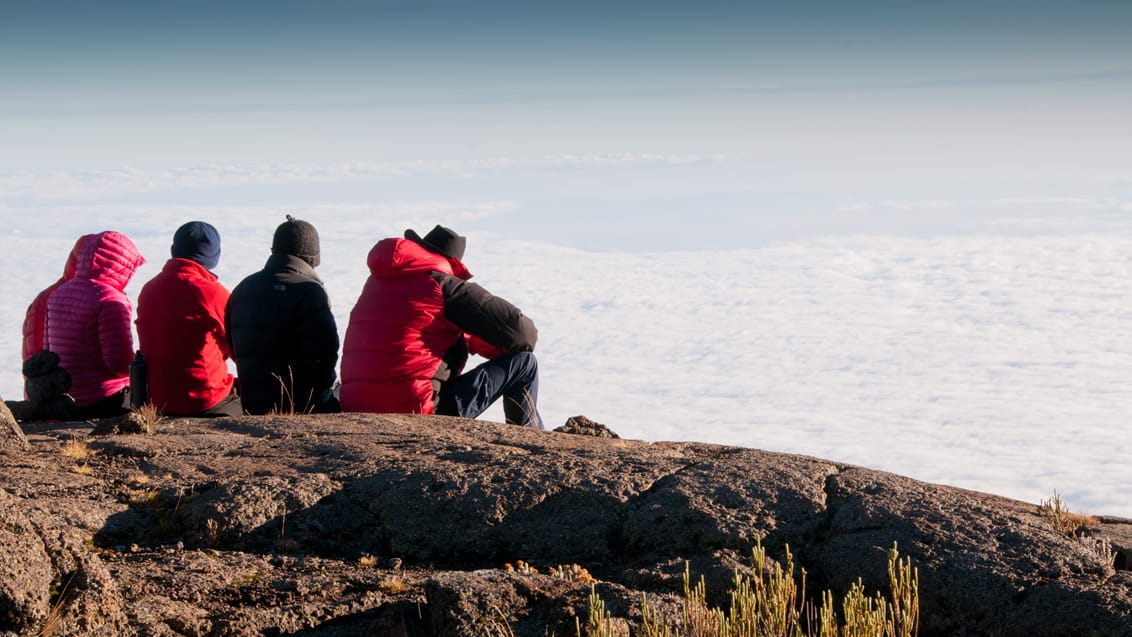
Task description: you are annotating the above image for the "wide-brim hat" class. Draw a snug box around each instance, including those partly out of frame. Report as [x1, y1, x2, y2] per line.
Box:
[405, 225, 466, 261]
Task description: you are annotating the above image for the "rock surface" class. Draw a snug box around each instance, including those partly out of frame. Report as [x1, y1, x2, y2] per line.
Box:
[0, 398, 29, 452]
[553, 414, 620, 438]
[0, 410, 1128, 636]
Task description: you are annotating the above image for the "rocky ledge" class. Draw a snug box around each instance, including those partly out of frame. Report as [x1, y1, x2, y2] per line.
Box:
[1, 401, 1129, 636]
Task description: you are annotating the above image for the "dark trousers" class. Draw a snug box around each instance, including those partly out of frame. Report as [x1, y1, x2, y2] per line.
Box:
[74, 389, 129, 420]
[163, 392, 244, 418]
[437, 351, 543, 429]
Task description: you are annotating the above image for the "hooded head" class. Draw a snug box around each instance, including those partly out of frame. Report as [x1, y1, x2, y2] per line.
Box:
[272, 215, 321, 267]
[171, 221, 221, 270]
[74, 231, 146, 291]
[62, 234, 95, 280]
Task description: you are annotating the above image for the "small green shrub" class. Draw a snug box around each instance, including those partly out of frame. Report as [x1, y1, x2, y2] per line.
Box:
[1039, 490, 1096, 536]
[578, 588, 619, 637]
[579, 539, 919, 637]
[1039, 491, 1115, 568]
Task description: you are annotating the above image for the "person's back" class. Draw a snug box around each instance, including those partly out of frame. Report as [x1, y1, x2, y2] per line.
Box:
[21, 235, 90, 362]
[225, 216, 339, 415]
[340, 235, 467, 414]
[45, 231, 145, 417]
[340, 225, 542, 428]
[136, 221, 238, 416]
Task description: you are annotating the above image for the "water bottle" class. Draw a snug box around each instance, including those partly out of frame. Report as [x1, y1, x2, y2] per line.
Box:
[129, 351, 148, 409]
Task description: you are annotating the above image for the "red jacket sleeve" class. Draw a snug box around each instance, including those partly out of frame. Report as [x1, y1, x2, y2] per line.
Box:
[466, 334, 508, 359]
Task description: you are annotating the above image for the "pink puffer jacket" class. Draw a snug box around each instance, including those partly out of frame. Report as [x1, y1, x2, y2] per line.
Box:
[45, 231, 145, 407]
[21, 235, 88, 362]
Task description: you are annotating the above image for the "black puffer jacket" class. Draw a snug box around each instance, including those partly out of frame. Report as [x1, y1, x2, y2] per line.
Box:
[225, 254, 340, 414]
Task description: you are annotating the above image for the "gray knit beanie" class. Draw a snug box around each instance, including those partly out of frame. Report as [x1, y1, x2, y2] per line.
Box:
[271, 215, 320, 267]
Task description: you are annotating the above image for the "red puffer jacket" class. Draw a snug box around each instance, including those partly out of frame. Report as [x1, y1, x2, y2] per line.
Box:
[45, 231, 145, 408]
[136, 258, 234, 415]
[21, 235, 89, 362]
[340, 237, 537, 414]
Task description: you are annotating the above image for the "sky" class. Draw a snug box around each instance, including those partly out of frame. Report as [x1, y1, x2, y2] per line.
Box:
[3, 1, 1131, 247]
[1, 0, 1131, 515]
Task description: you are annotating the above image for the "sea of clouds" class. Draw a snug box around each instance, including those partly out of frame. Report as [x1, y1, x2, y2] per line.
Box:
[2, 164, 1130, 517]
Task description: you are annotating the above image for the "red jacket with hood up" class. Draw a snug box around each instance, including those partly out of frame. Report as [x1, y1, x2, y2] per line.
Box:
[45, 231, 145, 408]
[22, 235, 89, 362]
[136, 258, 234, 414]
[339, 237, 537, 414]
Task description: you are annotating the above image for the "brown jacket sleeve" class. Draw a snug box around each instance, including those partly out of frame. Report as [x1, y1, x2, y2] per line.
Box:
[434, 274, 537, 353]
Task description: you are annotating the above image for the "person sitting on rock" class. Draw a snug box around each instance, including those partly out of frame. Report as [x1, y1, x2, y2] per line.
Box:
[225, 215, 340, 415]
[136, 221, 241, 417]
[21, 234, 93, 363]
[45, 231, 146, 420]
[340, 225, 543, 428]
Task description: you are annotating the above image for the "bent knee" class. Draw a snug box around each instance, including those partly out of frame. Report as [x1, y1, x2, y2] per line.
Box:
[512, 350, 537, 368]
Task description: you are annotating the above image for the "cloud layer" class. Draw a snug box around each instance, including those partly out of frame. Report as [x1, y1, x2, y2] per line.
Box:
[0, 154, 739, 200]
[3, 208, 1130, 517]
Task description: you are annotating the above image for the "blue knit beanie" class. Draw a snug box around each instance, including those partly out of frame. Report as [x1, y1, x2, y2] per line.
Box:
[171, 221, 221, 271]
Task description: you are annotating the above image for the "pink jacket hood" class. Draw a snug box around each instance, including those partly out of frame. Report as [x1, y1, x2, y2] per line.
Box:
[73, 231, 146, 291]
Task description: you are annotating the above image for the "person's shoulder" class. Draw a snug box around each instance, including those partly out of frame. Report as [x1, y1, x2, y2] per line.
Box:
[58, 276, 118, 301]
[168, 268, 228, 303]
[230, 267, 270, 291]
[298, 278, 332, 306]
[89, 280, 131, 307]
[201, 275, 231, 299]
[140, 262, 180, 288]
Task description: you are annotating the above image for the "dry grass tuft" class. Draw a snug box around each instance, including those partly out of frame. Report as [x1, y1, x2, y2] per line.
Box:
[126, 473, 150, 487]
[479, 606, 517, 637]
[61, 437, 96, 476]
[504, 388, 541, 427]
[203, 518, 223, 543]
[133, 403, 162, 433]
[378, 575, 411, 594]
[268, 368, 316, 416]
[38, 572, 77, 637]
[128, 489, 162, 507]
[59, 438, 91, 460]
